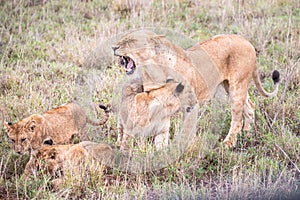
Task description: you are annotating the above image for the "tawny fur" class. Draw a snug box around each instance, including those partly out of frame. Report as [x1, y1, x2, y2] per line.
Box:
[24, 141, 114, 187]
[4, 102, 110, 155]
[117, 78, 185, 150]
[113, 30, 280, 148]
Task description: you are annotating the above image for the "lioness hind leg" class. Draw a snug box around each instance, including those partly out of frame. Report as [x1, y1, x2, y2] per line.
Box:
[223, 83, 249, 147]
[243, 94, 255, 131]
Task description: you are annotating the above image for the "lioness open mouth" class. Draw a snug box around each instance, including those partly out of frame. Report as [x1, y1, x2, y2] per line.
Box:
[119, 56, 136, 75]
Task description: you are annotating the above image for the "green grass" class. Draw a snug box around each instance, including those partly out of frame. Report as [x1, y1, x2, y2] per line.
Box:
[1, 0, 300, 199]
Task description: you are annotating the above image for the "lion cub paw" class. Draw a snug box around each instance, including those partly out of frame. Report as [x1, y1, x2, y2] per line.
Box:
[223, 137, 237, 148]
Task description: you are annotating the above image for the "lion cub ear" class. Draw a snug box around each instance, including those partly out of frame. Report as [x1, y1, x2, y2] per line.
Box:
[166, 78, 174, 83]
[4, 121, 13, 132]
[165, 79, 185, 95]
[152, 35, 165, 39]
[175, 83, 184, 94]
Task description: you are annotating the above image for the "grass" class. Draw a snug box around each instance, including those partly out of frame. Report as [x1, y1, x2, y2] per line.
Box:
[0, 0, 299, 199]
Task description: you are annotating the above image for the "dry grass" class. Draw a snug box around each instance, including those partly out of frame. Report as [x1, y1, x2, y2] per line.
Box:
[0, 0, 299, 199]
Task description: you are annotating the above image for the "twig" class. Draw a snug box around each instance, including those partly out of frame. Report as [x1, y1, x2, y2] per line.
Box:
[263, 110, 272, 129]
[275, 142, 300, 174]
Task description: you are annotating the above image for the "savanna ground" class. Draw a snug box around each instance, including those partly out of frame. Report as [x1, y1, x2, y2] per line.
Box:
[0, 0, 299, 199]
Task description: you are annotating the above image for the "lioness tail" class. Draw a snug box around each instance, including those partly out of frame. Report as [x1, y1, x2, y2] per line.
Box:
[252, 70, 280, 97]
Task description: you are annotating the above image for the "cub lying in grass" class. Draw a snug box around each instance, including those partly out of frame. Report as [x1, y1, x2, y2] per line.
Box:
[24, 141, 114, 187]
[4, 102, 110, 155]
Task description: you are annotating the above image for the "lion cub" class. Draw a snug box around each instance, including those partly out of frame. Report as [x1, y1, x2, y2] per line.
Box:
[117, 78, 185, 150]
[4, 102, 110, 155]
[24, 141, 114, 186]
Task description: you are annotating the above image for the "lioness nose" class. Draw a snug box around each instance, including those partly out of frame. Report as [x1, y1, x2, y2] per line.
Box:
[112, 46, 120, 52]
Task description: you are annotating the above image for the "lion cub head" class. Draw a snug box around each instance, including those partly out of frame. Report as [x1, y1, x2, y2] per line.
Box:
[121, 79, 185, 141]
[4, 114, 48, 155]
[131, 79, 184, 127]
[25, 142, 114, 180]
[31, 144, 72, 178]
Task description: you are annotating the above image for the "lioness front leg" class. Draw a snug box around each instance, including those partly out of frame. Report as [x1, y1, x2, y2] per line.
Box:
[116, 122, 124, 146]
[116, 134, 123, 147]
[119, 133, 130, 150]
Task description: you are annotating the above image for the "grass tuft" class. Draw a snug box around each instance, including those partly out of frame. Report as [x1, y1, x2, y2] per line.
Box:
[0, 0, 299, 199]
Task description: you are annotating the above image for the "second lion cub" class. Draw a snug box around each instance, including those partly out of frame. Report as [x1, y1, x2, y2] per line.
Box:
[4, 102, 110, 155]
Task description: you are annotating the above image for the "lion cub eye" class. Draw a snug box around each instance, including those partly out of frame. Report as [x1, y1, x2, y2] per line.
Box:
[9, 139, 15, 143]
[50, 153, 56, 160]
[21, 138, 26, 143]
[28, 126, 35, 132]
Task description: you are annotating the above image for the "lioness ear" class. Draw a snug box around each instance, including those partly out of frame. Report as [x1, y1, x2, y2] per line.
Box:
[43, 138, 53, 145]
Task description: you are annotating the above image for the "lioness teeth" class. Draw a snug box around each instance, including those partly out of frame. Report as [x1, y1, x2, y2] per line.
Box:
[117, 55, 136, 74]
[120, 57, 126, 66]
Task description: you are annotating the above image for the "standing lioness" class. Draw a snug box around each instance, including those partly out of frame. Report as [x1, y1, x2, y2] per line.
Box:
[113, 30, 280, 147]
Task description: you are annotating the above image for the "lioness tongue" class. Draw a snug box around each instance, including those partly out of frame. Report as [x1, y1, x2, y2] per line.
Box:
[126, 59, 134, 71]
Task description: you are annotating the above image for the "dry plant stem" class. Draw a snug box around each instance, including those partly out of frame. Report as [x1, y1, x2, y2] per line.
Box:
[0, 156, 4, 180]
[0, 35, 13, 66]
[275, 143, 300, 174]
[14, 162, 19, 200]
